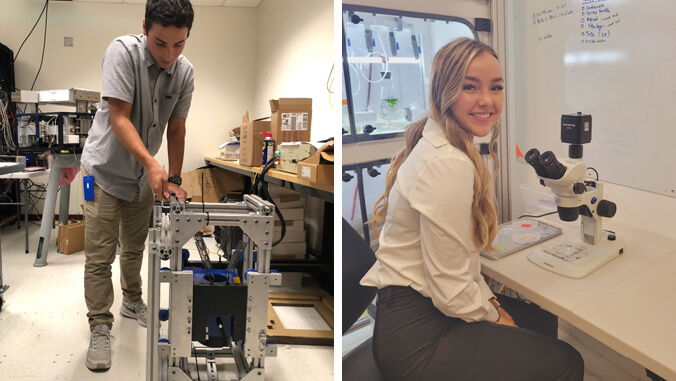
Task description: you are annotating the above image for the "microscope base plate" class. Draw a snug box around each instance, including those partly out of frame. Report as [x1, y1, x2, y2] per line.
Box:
[527, 237, 623, 279]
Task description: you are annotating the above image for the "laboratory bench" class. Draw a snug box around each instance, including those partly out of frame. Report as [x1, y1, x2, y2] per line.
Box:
[481, 218, 676, 380]
[0, 169, 50, 253]
[205, 157, 334, 293]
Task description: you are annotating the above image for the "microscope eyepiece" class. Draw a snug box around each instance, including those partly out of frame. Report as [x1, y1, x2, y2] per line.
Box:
[539, 151, 567, 180]
[525, 148, 550, 178]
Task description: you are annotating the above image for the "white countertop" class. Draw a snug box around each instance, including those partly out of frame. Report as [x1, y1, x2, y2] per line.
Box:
[481, 219, 676, 379]
[570, 252, 676, 380]
[0, 168, 50, 180]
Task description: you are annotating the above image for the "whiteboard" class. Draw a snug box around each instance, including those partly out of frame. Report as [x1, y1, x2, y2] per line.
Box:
[510, 0, 676, 197]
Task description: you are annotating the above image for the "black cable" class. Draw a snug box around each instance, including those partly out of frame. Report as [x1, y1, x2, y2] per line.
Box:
[587, 167, 599, 181]
[248, 159, 286, 244]
[249, 160, 276, 194]
[260, 181, 285, 246]
[518, 211, 558, 219]
[30, 0, 49, 91]
[11, 0, 49, 67]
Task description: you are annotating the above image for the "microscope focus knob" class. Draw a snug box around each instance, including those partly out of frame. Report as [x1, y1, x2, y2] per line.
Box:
[573, 182, 586, 194]
[597, 200, 617, 218]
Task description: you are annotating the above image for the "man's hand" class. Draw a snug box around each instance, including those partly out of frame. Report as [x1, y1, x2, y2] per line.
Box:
[148, 164, 168, 202]
[164, 182, 187, 202]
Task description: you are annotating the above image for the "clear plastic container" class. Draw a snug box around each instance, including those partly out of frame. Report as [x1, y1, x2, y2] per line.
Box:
[519, 182, 556, 214]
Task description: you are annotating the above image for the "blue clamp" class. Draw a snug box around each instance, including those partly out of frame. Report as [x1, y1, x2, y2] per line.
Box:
[182, 248, 190, 261]
[159, 309, 169, 321]
[244, 268, 257, 281]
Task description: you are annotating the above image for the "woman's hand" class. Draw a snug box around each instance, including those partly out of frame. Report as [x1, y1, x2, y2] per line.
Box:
[489, 298, 518, 327]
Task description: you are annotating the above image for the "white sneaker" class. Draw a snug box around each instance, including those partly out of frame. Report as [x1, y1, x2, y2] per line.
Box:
[120, 298, 148, 327]
[86, 324, 112, 370]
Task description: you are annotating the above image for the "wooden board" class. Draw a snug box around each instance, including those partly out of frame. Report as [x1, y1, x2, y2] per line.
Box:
[267, 292, 334, 346]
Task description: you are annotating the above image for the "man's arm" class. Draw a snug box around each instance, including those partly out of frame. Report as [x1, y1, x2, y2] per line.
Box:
[108, 97, 167, 201]
[165, 116, 187, 201]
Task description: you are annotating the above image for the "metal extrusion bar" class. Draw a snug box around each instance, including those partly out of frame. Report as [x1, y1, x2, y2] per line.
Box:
[244, 273, 271, 365]
[227, 336, 249, 378]
[148, 195, 277, 381]
[169, 271, 193, 358]
[147, 206, 162, 381]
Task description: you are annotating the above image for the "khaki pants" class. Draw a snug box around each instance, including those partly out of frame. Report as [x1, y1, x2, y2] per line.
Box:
[83, 176, 154, 330]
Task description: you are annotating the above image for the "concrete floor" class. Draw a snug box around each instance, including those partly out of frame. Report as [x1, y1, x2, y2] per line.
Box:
[0, 222, 334, 380]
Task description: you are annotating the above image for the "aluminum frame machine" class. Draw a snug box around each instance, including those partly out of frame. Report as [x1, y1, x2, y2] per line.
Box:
[147, 195, 281, 381]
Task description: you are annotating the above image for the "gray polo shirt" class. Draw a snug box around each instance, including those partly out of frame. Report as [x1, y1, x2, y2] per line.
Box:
[82, 34, 194, 202]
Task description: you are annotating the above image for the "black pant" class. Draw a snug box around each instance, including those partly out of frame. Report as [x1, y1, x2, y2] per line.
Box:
[373, 286, 584, 381]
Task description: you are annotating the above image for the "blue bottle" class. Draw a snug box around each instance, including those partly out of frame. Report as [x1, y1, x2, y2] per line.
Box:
[262, 131, 275, 165]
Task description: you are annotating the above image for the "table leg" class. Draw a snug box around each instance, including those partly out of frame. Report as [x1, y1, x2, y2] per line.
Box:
[15, 180, 21, 230]
[24, 179, 29, 253]
[59, 182, 71, 226]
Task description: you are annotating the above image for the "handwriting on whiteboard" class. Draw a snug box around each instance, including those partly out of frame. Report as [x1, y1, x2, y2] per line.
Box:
[580, 0, 619, 44]
[532, 0, 619, 44]
[533, 1, 574, 42]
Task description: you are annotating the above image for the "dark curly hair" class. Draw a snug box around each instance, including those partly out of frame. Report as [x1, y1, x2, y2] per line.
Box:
[145, 0, 194, 35]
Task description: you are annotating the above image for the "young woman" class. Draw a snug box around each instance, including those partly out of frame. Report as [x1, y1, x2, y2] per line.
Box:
[361, 37, 584, 380]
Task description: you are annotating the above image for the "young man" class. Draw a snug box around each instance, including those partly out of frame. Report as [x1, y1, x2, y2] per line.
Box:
[81, 0, 194, 371]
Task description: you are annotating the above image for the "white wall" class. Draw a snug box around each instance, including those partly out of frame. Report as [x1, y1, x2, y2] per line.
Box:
[1, 0, 331, 215]
[252, 0, 334, 142]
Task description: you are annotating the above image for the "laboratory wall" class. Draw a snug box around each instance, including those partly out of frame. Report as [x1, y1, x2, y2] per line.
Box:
[251, 0, 334, 142]
[0, 0, 331, 216]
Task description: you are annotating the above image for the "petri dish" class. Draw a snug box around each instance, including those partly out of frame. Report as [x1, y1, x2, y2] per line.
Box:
[512, 218, 539, 231]
[512, 233, 541, 245]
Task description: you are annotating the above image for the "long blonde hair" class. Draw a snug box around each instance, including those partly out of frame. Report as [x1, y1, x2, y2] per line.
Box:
[371, 37, 501, 252]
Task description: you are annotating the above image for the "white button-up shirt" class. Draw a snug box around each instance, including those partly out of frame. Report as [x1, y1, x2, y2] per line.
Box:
[361, 117, 499, 323]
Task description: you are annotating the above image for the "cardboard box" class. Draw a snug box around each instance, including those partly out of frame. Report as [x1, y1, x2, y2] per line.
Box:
[278, 229, 306, 243]
[297, 141, 334, 185]
[239, 111, 271, 167]
[274, 219, 304, 231]
[182, 167, 244, 203]
[269, 98, 312, 143]
[271, 241, 307, 257]
[219, 141, 239, 161]
[268, 184, 301, 197]
[272, 194, 306, 209]
[57, 219, 85, 254]
[277, 143, 317, 174]
[277, 207, 304, 221]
